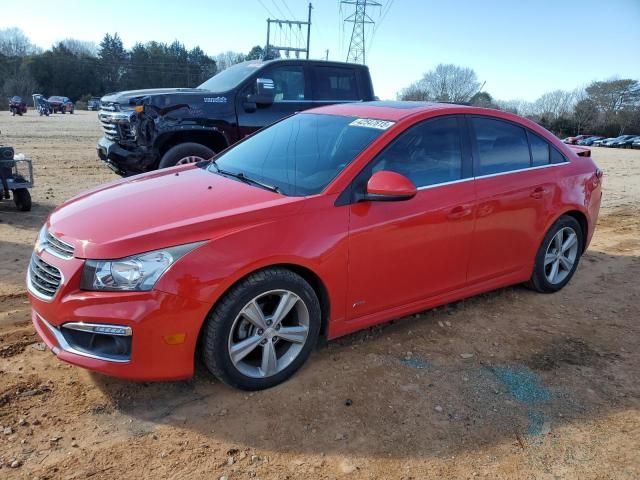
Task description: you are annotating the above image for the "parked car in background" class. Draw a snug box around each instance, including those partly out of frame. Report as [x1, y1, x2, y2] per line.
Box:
[593, 137, 614, 146]
[632, 137, 640, 149]
[9, 96, 27, 116]
[562, 135, 593, 145]
[87, 97, 101, 111]
[48, 96, 74, 114]
[577, 136, 604, 146]
[616, 135, 640, 148]
[30, 102, 603, 389]
[97, 59, 376, 176]
[602, 135, 636, 147]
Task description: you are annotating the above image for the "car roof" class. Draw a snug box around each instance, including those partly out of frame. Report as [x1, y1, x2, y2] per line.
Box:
[241, 58, 368, 69]
[308, 101, 479, 121]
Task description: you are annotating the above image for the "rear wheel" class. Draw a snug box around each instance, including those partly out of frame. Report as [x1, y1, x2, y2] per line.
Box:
[13, 189, 31, 211]
[201, 268, 321, 390]
[158, 142, 215, 169]
[527, 215, 583, 293]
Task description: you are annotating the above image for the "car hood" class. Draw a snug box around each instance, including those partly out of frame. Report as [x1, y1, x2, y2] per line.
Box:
[47, 165, 303, 259]
[100, 88, 205, 105]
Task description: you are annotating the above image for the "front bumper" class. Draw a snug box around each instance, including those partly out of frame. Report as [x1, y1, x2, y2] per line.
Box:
[96, 137, 150, 177]
[28, 250, 211, 381]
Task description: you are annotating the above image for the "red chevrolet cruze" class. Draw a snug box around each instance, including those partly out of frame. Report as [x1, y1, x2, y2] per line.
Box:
[28, 102, 602, 390]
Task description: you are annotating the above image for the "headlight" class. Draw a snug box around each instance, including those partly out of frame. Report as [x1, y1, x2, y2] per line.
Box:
[80, 242, 203, 292]
[34, 225, 47, 253]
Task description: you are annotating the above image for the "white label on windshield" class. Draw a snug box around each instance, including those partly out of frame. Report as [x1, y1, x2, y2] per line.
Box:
[349, 118, 395, 130]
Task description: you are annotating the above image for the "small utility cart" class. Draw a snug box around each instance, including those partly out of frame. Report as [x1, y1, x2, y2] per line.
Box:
[0, 131, 33, 211]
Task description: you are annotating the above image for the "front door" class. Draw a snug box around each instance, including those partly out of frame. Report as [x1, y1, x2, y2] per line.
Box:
[346, 116, 476, 320]
[236, 64, 313, 138]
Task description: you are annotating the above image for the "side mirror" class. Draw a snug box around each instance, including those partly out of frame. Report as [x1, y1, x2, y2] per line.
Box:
[360, 170, 417, 202]
[252, 77, 275, 105]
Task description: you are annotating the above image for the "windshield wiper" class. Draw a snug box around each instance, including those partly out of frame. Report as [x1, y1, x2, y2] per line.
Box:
[210, 160, 281, 194]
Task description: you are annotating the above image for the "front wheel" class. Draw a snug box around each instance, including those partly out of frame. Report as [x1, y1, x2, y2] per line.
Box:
[201, 268, 321, 390]
[158, 142, 215, 169]
[526, 215, 583, 293]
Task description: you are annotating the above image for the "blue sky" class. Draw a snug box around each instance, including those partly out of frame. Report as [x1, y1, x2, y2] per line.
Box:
[1, 0, 639, 100]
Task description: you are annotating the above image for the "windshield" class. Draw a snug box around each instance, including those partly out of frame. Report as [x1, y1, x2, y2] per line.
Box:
[207, 113, 389, 196]
[197, 61, 262, 92]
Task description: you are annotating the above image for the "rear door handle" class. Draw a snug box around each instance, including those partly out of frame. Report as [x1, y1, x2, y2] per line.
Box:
[448, 205, 472, 220]
[530, 187, 549, 199]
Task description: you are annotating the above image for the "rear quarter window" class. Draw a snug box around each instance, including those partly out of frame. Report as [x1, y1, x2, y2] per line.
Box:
[313, 67, 359, 101]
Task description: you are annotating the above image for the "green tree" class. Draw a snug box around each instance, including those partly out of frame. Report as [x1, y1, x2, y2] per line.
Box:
[245, 45, 264, 61]
[98, 33, 127, 92]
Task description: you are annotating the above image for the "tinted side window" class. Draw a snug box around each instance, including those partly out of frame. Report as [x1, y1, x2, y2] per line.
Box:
[528, 131, 550, 166]
[472, 117, 531, 175]
[262, 66, 305, 102]
[313, 67, 359, 100]
[369, 117, 463, 188]
[551, 146, 567, 164]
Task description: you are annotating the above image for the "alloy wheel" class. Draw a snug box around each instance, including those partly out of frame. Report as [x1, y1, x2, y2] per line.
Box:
[227, 289, 310, 379]
[544, 226, 579, 284]
[176, 155, 205, 165]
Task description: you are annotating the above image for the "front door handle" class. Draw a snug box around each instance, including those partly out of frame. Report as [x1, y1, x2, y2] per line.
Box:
[448, 205, 472, 220]
[530, 187, 549, 199]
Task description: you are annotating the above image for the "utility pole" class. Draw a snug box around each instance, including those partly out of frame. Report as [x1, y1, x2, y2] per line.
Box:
[341, 0, 381, 64]
[306, 3, 312, 60]
[265, 3, 312, 59]
[325, 49, 329, 61]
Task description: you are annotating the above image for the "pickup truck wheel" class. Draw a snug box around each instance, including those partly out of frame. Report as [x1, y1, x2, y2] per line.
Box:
[158, 143, 215, 169]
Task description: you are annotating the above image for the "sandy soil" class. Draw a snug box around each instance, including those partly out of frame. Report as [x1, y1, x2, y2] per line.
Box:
[0, 111, 639, 479]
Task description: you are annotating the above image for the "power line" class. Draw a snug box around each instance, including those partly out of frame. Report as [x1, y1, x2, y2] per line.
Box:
[257, 0, 277, 19]
[368, 0, 393, 55]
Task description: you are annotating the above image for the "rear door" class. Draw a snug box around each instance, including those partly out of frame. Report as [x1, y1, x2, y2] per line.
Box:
[467, 116, 563, 283]
[235, 64, 313, 138]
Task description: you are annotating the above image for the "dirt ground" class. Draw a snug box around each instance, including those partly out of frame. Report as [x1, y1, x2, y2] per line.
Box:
[0, 111, 638, 479]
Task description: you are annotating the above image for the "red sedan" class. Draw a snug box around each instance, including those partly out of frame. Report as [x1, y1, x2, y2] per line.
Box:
[28, 102, 602, 390]
[47, 96, 74, 114]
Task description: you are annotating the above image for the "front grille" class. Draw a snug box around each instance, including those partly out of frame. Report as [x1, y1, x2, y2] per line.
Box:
[99, 107, 136, 142]
[45, 231, 74, 259]
[100, 102, 119, 112]
[29, 253, 62, 300]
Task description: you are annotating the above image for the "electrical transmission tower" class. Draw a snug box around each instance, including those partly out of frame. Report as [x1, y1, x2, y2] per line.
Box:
[341, 0, 381, 64]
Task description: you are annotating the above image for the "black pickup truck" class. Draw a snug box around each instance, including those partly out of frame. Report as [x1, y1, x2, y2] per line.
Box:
[97, 59, 375, 176]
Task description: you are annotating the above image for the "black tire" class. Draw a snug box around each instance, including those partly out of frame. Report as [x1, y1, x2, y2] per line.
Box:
[158, 142, 215, 169]
[13, 189, 31, 211]
[201, 268, 321, 390]
[526, 215, 583, 293]
[70, 109, 74, 114]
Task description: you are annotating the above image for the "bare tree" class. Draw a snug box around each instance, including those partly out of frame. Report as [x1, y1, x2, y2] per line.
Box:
[1, 71, 40, 99]
[494, 99, 534, 116]
[0, 27, 39, 56]
[399, 64, 481, 103]
[58, 39, 98, 57]
[532, 90, 575, 120]
[585, 78, 640, 118]
[213, 51, 246, 72]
